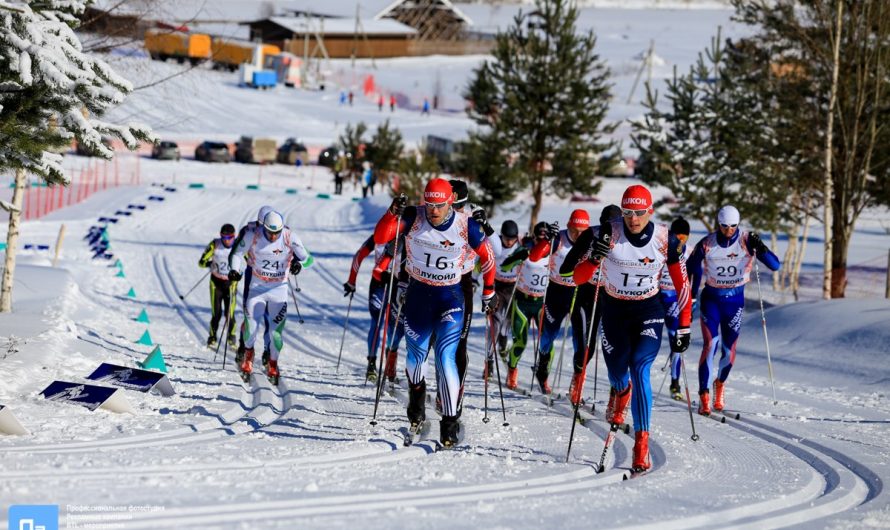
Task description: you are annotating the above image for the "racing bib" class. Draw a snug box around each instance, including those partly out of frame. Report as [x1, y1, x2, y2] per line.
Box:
[210, 239, 231, 280]
[549, 230, 576, 287]
[249, 227, 292, 282]
[702, 231, 753, 289]
[602, 221, 669, 300]
[517, 255, 549, 297]
[405, 209, 467, 286]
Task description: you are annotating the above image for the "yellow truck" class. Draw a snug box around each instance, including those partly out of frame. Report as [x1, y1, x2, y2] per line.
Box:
[211, 39, 281, 72]
[145, 30, 211, 65]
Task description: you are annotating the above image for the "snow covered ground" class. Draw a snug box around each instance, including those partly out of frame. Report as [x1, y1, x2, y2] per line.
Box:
[0, 177, 888, 529]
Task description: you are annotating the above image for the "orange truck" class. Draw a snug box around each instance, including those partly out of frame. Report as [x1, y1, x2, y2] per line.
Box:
[144, 30, 211, 64]
[211, 39, 281, 72]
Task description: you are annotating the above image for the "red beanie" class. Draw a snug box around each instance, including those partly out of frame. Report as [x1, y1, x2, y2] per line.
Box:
[621, 185, 653, 210]
[424, 178, 454, 204]
[568, 209, 590, 229]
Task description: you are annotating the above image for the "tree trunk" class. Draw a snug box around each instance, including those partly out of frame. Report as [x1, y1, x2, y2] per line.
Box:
[529, 171, 543, 233]
[0, 169, 26, 313]
[822, 0, 843, 300]
[792, 194, 813, 301]
[830, 218, 850, 298]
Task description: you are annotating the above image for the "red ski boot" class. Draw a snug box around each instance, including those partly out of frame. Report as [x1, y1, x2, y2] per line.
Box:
[266, 359, 280, 386]
[632, 431, 651, 473]
[384, 348, 398, 382]
[506, 367, 519, 390]
[698, 390, 711, 416]
[569, 372, 584, 406]
[713, 380, 725, 411]
[239, 347, 254, 382]
[606, 382, 632, 425]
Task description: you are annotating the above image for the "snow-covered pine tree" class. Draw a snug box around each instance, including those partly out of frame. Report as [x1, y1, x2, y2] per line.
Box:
[0, 0, 153, 312]
[463, 0, 616, 229]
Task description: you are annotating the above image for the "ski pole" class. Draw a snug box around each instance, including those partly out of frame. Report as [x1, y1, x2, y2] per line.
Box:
[364, 282, 389, 388]
[554, 286, 578, 390]
[754, 261, 778, 405]
[489, 312, 509, 426]
[529, 234, 557, 393]
[213, 312, 229, 365]
[288, 277, 304, 324]
[483, 313, 492, 424]
[566, 237, 608, 463]
[179, 271, 210, 301]
[596, 423, 620, 473]
[335, 293, 355, 372]
[679, 350, 699, 441]
[656, 352, 672, 398]
[370, 213, 402, 426]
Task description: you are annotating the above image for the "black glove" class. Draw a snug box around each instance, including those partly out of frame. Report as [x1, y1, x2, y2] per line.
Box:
[513, 247, 530, 262]
[199, 258, 210, 268]
[471, 206, 495, 236]
[343, 282, 356, 297]
[397, 281, 408, 306]
[588, 233, 611, 263]
[289, 260, 302, 275]
[389, 193, 408, 216]
[671, 328, 691, 353]
[546, 222, 560, 241]
[748, 232, 767, 255]
[228, 269, 242, 282]
[481, 290, 497, 314]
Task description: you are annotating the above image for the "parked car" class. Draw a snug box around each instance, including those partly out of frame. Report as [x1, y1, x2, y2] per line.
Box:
[75, 136, 114, 157]
[195, 141, 231, 163]
[277, 138, 308, 165]
[317, 145, 340, 168]
[235, 136, 277, 164]
[152, 140, 181, 161]
[599, 155, 635, 178]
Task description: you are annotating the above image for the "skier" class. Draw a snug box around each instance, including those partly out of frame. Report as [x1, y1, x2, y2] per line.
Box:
[659, 217, 692, 401]
[501, 222, 557, 390]
[198, 223, 238, 348]
[361, 161, 372, 198]
[234, 205, 274, 367]
[686, 205, 780, 415]
[558, 204, 622, 404]
[373, 178, 496, 447]
[532, 209, 590, 394]
[344, 234, 405, 381]
[333, 152, 347, 195]
[488, 219, 521, 366]
[572, 185, 692, 473]
[228, 210, 312, 385]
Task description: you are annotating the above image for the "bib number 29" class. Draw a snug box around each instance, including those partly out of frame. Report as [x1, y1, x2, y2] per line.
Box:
[716, 265, 738, 277]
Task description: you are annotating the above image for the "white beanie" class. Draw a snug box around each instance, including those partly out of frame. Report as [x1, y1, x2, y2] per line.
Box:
[257, 205, 274, 223]
[717, 205, 740, 226]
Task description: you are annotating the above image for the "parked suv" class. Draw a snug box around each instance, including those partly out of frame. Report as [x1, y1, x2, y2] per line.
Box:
[277, 138, 308, 165]
[152, 141, 181, 161]
[195, 141, 231, 163]
[317, 145, 340, 168]
[235, 136, 277, 164]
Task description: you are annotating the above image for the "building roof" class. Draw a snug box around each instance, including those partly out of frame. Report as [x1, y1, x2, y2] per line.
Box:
[375, 0, 473, 26]
[264, 16, 417, 36]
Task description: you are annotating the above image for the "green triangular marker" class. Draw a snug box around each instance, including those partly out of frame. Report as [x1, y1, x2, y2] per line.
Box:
[101, 231, 109, 243]
[135, 308, 150, 323]
[114, 259, 123, 268]
[138, 345, 167, 373]
[127, 287, 137, 298]
[115, 269, 126, 278]
[135, 329, 153, 346]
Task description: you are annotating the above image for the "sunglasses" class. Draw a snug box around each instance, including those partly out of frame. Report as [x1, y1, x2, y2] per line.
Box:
[425, 201, 449, 210]
[720, 224, 738, 229]
[621, 208, 648, 218]
[221, 234, 235, 240]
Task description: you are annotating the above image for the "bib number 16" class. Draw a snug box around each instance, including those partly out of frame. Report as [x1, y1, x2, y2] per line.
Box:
[424, 253, 452, 270]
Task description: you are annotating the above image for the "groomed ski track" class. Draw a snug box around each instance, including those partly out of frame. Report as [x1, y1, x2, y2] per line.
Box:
[0, 185, 886, 530]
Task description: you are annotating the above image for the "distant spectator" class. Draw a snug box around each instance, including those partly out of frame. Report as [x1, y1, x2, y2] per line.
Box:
[339, 91, 347, 105]
[433, 95, 439, 110]
[378, 94, 384, 112]
[389, 94, 396, 112]
[333, 152, 347, 195]
[348, 91, 354, 106]
[361, 161, 373, 198]
[422, 98, 430, 116]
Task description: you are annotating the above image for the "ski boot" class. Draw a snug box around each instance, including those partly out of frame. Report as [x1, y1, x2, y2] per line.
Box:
[235, 343, 245, 365]
[497, 335, 508, 361]
[482, 357, 494, 380]
[407, 378, 426, 427]
[698, 390, 711, 416]
[366, 357, 378, 382]
[239, 347, 254, 382]
[261, 351, 270, 372]
[713, 380, 725, 411]
[606, 382, 632, 425]
[632, 431, 651, 473]
[206, 334, 217, 349]
[227, 333, 237, 349]
[670, 378, 683, 401]
[266, 359, 280, 386]
[505, 367, 519, 390]
[384, 348, 398, 382]
[569, 372, 584, 406]
[435, 395, 443, 416]
[535, 355, 552, 395]
[440, 415, 460, 449]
